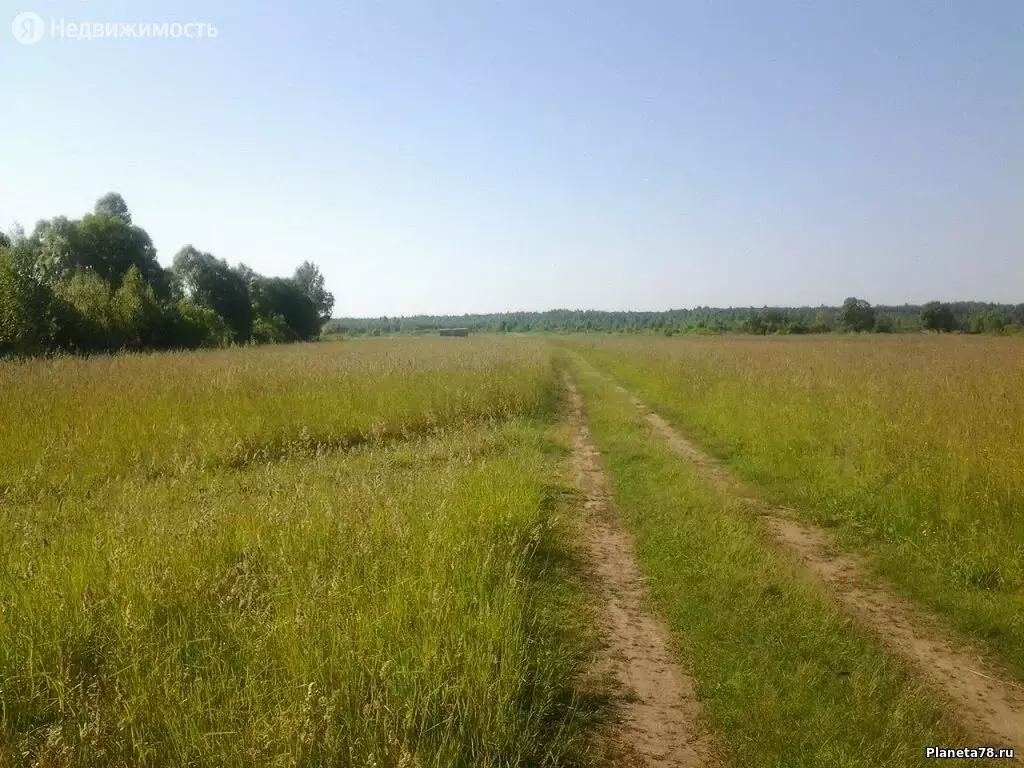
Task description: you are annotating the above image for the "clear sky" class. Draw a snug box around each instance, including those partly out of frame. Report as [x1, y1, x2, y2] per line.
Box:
[2, 0, 1022, 316]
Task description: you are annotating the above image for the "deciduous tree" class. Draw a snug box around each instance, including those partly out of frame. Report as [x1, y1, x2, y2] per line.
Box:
[838, 297, 876, 333]
[293, 261, 335, 325]
[920, 302, 959, 333]
[171, 246, 253, 343]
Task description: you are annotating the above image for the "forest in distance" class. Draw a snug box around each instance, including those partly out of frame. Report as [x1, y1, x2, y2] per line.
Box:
[3, 194, 1021, 360]
[328, 297, 1024, 338]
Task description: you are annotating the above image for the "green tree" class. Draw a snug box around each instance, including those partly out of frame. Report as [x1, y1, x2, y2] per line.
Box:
[761, 309, 789, 333]
[27, 216, 80, 285]
[812, 311, 833, 333]
[920, 302, 958, 332]
[252, 313, 293, 344]
[292, 261, 335, 325]
[94, 192, 132, 224]
[742, 312, 767, 335]
[234, 263, 260, 291]
[0, 249, 56, 354]
[171, 246, 253, 342]
[838, 297, 876, 332]
[785, 316, 809, 335]
[54, 270, 119, 350]
[985, 311, 1006, 333]
[968, 309, 1005, 334]
[3, 195, 342, 356]
[169, 299, 235, 348]
[75, 211, 168, 295]
[250, 276, 321, 341]
[22, 196, 169, 297]
[112, 266, 168, 349]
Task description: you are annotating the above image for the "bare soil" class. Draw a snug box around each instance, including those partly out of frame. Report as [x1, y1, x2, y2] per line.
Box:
[622, 384, 1024, 757]
[566, 377, 720, 767]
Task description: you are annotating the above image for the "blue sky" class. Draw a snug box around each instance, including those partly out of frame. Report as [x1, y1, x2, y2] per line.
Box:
[2, 0, 1022, 316]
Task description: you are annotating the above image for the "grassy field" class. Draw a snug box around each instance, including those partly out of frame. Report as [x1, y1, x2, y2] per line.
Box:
[0, 339, 556, 500]
[567, 335, 1024, 679]
[3, 334, 1020, 766]
[0, 340, 596, 767]
[568, 357, 967, 768]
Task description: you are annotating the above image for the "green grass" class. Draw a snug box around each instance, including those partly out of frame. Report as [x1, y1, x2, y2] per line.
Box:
[0, 338, 557, 500]
[0, 341, 598, 767]
[569, 356, 976, 768]
[5, 333, 1009, 765]
[566, 335, 1024, 681]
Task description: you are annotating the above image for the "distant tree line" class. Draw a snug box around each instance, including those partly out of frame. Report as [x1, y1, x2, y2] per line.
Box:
[327, 297, 1024, 338]
[1, 193, 334, 356]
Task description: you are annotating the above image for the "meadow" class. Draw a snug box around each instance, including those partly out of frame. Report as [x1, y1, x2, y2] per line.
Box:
[0, 340, 556, 500]
[0, 339, 595, 767]
[568, 358, 968, 768]
[568, 334, 1024, 679]
[2, 333, 1021, 766]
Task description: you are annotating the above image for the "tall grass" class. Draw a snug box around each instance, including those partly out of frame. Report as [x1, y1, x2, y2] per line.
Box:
[569, 358, 969, 767]
[0, 340, 595, 766]
[0, 339, 556, 499]
[569, 335, 1024, 678]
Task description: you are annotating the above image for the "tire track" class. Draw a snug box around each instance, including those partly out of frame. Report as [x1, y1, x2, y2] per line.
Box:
[602, 370, 1024, 757]
[566, 375, 719, 767]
